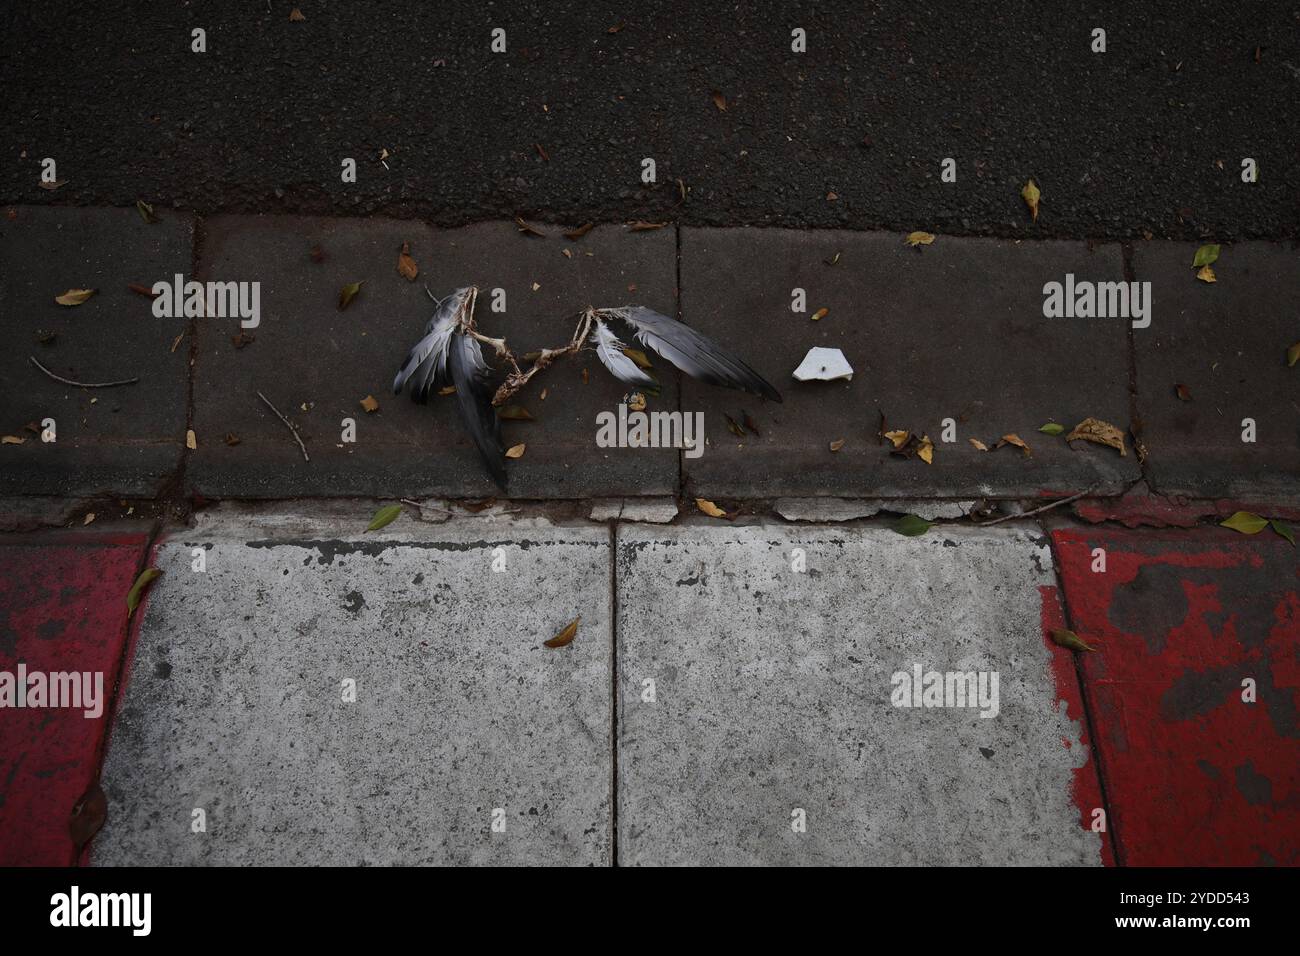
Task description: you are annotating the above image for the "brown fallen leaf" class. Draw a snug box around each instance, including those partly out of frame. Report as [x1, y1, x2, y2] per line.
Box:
[338, 280, 364, 310]
[711, 90, 728, 112]
[564, 222, 594, 240]
[628, 393, 647, 412]
[360, 395, 379, 413]
[539, 388, 549, 401]
[884, 429, 911, 450]
[128, 282, 160, 298]
[135, 199, 158, 224]
[917, 434, 934, 464]
[289, 7, 306, 21]
[824, 251, 842, 266]
[231, 331, 255, 349]
[170, 333, 185, 353]
[224, 433, 241, 446]
[186, 429, 197, 450]
[969, 438, 989, 451]
[1022, 179, 1041, 222]
[397, 241, 418, 281]
[505, 443, 526, 459]
[826, 191, 839, 201]
[996, 434, 1031, 456]
[515, 217, 546, 237]
[628, 221, 667, 231]
[544, 616, 580, 648]
[742, 411, 760, 436]
[562, 248, 573, 259]
[905, 231, 936, 247]
[2, 436, 26, 445]
[438, 385, 456, 396]
[497, 405, 534, 421]
[1050, 628, 1097, 653]
[695, 498, 726, 518]
[725, 414, 746, 438]
[35, 330, 57, 345]
[607, 23, 625, 34]
[1066, 417, 1127, 456]
[829, 438, 846, 452]
[581, 368, 589, 384]
[83, 513, 95, 525]
[1196, 264, 1216, 283]
[1174, 383, 1192, 401]
[811, 307, 829, 322]
[55, 288, 96, 306]
[69, 780, 107, 853]
[623, 348, 653, 370]
[38, 180, 67, 191]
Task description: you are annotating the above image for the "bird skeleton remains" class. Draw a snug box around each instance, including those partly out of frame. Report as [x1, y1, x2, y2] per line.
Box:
[393, 286, 781, 487]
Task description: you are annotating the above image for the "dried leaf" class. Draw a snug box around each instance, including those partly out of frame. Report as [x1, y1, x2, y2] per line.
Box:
[338, 281, 364, 310]
[497, 405, 534, 421]
[55, 288, 96, 306]
[1050, 628, 1096, 652]
[1021, 179, 1041, 222]
[170, 333, 184, 353]
[185, 429, 197, 450]
[1039, 422, 1065, 435]
[231, 331, 255, 349]
[515, 217, 546, 237]
[1, 436, 26, 445]
[695, 498, 726, 518]
[562, 248, 573, 259]
[539, 388, 548, 401]
[884, 429, 911, 450]
[289, 7, 306, 21]
[824, 251, 842, 266]
[607, 23, 625, 34]
[1220, 510, 1268, 535]
[128, 282, 160, 298]
[710, 90, 727, 112]
[829, 438, 846, 452]
[905, 231, 935, 247]
[811, 307, 829, 322]
[969, 438, 989, 451]
[366, 504, 402, 532]
[83, 513, 95, 526]
[544, 616, 580, 648]
[38, 180, 67, 191]
[224, 433, 241, 446]
[69, 781, 107, 852]
[628, 393, 647, 412]
[917, 435, 934, 464]
[628, 220, 667, 231]
[1174, 383, 1192, 401]
[125, 568, 163, 615]
[1271, 520, 1295, 547]
[534, 142, 550, 162]
[505, 443, 526, 459]
[1287, 342, 1300, 367]
[742, 411, 760, 436]
[563, 223, 594, 240]
[826, 191, 838, 201]
[1065, 417, 1126, 456]
[438, 385, 456, 396]
[397, 241, 418, 281]
[997, 433, 1029, 452]
[360, 395, 379, 413]
[623, 348, 653, 370]
[1192, 244, 1220, 268]
[893, 514, 933, 537]
[135, 199, 158, 224]
[1196, 264, 1216, 283]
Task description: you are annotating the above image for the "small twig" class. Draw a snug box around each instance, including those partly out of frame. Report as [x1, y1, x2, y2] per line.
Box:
[29, 356, 139, 388]
[257, 390, 310, 462]
[973, 485, 1098, 526]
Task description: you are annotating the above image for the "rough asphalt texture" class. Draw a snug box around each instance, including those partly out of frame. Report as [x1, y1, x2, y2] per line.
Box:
[4, 2, 1299, 239]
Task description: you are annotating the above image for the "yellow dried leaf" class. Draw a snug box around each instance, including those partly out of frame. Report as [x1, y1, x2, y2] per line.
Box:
[811, 307, 829, 322]
[829, 438, 845, 452]
[905, 231, 935, 247]
[360, 395, 379, 413]
[338, 280, 364, 309]
[186, 429, 197, 450]
[438, 385, 456, 396]
[695, 498, 726, 518]
[2, 435, 26, 445]
[397, 241, 418, 281]
[917, 435, 934, 464]
[1065, 417, 1127, 456]
[1196, 264, 1216, 283]
[969, 438, 989, 451]
[628, 393, 647, 412]
[1022, 179, 1041, 222]
[289, 7, 306, 21]
[544, 616, 580, 648]
[884, 429, 911, 449]
[623, 348, 653, 370]
[505, 443, 526, 459]
[55, 288, 96, 306]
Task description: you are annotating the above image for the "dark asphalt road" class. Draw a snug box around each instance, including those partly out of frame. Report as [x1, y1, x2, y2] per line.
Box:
[4, 2, 1298, 239]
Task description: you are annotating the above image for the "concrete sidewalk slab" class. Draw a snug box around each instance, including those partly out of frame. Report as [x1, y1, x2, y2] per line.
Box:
[93, 514, 611, 865]
[679, 229, 1139, 499]
[615, 522, 1106, 865]
[0, 530, 150, 865]
[1053, 528, 1300, 866]
[1132, 242, 1300, 501]
[188, 217, 677, 499]
[0, 207, 194, 497]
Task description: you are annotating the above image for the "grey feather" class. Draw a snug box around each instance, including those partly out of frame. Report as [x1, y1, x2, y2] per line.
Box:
[447, 331, 507, 488]
[605, 306, 782, 402]
[392, 287, 471, 402]
[590, 319, 659, 392]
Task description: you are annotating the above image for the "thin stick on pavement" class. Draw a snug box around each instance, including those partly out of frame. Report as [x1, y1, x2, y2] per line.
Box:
[29, 355, 139, 388]
[973, 485, 1097, 526]
[257, 390, 310, 462]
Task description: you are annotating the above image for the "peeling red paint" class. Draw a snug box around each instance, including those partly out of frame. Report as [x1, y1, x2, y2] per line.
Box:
[1053, 528, 1300, 866]
[1038, 584, 1115, 866]
[0, 534, 148, 865]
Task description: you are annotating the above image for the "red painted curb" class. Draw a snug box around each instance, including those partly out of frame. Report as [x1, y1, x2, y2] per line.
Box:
[1053, 528, 1300, 866]
[0, 534, 149, 865]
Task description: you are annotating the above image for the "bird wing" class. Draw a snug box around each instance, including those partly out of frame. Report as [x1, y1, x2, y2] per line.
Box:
[392, 287, 470, 401]
[606, 306, 782, 402]
[447, 330, 507, 488]
[590, 318, 659, 392]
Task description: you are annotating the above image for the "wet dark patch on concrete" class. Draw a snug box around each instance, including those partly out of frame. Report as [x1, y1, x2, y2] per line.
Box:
[1234, 761, 1272, 806]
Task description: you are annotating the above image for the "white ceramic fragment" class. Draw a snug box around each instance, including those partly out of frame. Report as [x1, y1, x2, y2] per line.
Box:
[792, 347, 854, 381]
